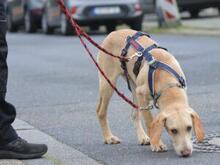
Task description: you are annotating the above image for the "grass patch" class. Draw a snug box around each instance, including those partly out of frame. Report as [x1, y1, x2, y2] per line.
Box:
[143, 24, 191, 34]
[45, 154, 62, 165]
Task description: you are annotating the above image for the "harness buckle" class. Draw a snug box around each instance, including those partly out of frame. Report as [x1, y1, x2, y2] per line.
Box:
[179, 77, 186, 88]
[148, 59, 157, 68]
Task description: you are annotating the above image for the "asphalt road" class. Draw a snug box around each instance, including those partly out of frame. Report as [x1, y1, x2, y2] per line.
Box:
[6, 32, 220, 165]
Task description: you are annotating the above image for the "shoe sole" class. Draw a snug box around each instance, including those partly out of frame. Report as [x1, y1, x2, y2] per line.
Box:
[0, 150, 47, 159]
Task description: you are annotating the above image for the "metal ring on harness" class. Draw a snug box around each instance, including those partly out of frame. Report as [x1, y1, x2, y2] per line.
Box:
[136, 51, 143, 57]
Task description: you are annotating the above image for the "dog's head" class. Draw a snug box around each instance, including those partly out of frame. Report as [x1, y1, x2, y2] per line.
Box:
[150, 107, 204, 157]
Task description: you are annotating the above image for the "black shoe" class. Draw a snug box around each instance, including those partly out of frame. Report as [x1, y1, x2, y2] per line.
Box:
[0, 137, 48, 159]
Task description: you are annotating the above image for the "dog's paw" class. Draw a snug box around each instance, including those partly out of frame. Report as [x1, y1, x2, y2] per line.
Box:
[104, 135, 121, 144]
[151, 141, 167, 152]
[138, 135, 150, 145]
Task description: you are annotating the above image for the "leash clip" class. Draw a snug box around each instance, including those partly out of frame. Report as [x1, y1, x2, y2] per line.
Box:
[139, 105, 154, 111]
[129, 51, 143, 60]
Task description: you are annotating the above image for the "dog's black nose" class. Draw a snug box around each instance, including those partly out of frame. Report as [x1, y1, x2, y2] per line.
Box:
[181, 149, 192, 157]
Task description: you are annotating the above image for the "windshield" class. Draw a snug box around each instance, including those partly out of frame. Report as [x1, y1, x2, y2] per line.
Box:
[67, 0, 138, 6]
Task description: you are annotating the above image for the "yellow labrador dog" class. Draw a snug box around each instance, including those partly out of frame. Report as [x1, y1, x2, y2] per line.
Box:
[96, 29, 204, 157]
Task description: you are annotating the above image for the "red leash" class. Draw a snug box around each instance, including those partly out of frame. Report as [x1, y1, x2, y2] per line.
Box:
[57, 0, 139, 109]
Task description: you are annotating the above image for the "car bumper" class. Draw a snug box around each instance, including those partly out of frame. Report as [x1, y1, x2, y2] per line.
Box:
[177, 0, 220, 11]
[30, 9, 43, 22]
[72, 12, 143, 26]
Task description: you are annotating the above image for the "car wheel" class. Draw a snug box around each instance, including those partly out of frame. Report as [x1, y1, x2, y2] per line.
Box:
[42, 12, 54, 34]
[24, 11, 36, 33]
[7, 11, 18, 32]
[129, 17, 143, 31]
[189, 10, 199, 18]
[60, 13, 73, 35]
[106, 25, 116, 33]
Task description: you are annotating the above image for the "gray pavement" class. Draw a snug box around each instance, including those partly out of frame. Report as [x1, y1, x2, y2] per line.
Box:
[0, 119, 101, 165]
[0, 160, 24, 165]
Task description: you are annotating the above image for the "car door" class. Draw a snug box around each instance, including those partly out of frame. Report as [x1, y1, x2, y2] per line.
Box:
[9, 0, 24, 22]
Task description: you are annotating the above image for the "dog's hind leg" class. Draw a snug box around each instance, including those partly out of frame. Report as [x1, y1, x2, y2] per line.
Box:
[96, 75, 121, 144]
[131, 84, 150, 145]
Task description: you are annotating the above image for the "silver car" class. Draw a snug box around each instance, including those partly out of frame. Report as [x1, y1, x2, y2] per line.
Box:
[42, 0, 143, 35]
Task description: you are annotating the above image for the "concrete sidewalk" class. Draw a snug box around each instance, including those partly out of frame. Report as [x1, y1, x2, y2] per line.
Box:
[0, 119, 101, 165]
[143, 8, 220, 36]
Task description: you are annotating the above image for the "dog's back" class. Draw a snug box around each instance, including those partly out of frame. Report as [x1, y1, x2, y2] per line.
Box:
[97, 29, 185, 85]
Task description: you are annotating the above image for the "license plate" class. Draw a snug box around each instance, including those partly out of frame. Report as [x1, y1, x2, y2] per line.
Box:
[12, 6, 24, 16]
[93, 7, 121, 15]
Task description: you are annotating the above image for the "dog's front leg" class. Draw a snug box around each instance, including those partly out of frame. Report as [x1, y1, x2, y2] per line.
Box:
[132, 87, 150, 145]
[141, 107, 154, 137]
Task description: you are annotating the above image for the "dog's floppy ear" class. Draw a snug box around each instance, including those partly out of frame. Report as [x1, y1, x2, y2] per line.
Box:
[190, 109, 205, 142]
[150, 113, 166, 145]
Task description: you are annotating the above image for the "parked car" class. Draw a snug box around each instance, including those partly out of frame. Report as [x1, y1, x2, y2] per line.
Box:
[177, 0, 220, 18]
[6, 0, 44, 32]
[41, 0, 144, 35]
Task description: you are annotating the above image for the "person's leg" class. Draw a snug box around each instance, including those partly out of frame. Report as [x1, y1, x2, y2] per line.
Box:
[0, 3, 48, 159]
[0, 3, 18, 146]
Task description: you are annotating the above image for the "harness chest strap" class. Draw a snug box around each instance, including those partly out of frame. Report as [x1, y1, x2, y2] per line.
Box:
[120, 32, 151, 91]
[148, 60, 186, 98]
[128, 34, 186, 100]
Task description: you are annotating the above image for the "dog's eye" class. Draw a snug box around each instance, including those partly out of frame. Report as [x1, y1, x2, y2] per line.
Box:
[171, 129, 178, 135]
[187, 126, 192, 132]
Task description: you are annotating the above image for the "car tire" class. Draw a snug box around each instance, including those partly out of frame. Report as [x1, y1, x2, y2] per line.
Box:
[24, 11, 36, 33]
[129, 17, 143, 31]
[60, 14, 73, 35]
[189, 10, 199, 18]
[106, 25, 116, 33]
[7, 10, 18, 32]
[42, 12, 54, 34]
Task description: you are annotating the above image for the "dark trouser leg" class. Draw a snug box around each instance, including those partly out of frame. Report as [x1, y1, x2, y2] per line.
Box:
[0, 3, 8, 101]
[0, 19, 18, 145]
[0, 5, 47, 159]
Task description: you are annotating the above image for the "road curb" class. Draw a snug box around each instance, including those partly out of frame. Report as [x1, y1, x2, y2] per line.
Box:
[143, 22, 220, 36]
[0, 119, 101, 165]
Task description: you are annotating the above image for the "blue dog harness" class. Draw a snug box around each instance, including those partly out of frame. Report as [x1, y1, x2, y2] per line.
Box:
[120, 32, 186, 108]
